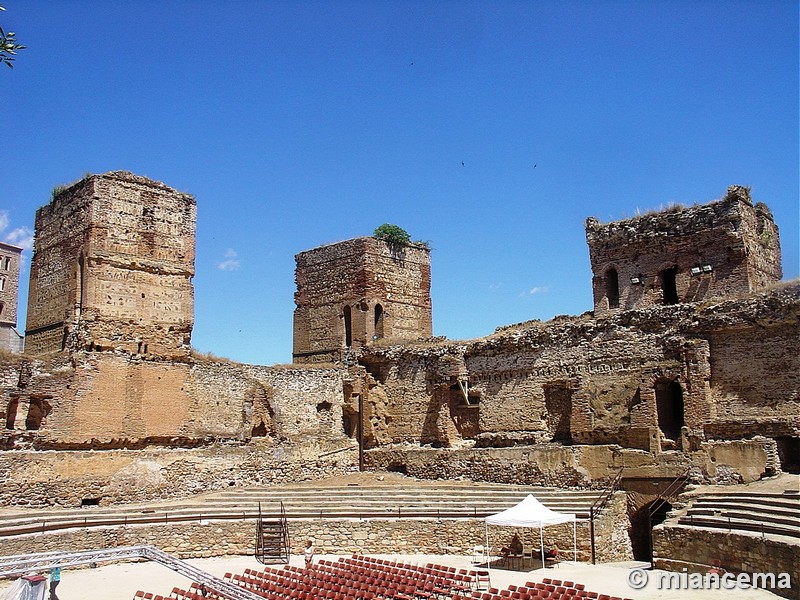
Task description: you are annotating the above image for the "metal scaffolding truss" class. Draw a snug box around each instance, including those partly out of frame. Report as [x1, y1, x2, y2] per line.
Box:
[0, 545, 263, 600]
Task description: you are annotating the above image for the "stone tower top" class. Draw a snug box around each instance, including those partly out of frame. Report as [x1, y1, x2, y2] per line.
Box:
[293, 236, 432, 363]
[25, 171, 196, 357]
[585, 186, 782, 315]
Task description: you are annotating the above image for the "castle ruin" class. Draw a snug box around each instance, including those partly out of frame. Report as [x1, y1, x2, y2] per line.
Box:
[293, 236, 432, 364]
[25, 172, 196, 358]
[586, 185, 782, 315]
[0, 173, 797, 591]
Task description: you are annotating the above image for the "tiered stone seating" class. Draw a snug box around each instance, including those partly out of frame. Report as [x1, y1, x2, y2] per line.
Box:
[0, 479, 605, 537]
[677, 491, 799, 539]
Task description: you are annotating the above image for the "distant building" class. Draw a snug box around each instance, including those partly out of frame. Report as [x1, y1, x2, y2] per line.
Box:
[0, 241, 24, 353]
[585, 185, 782, 315]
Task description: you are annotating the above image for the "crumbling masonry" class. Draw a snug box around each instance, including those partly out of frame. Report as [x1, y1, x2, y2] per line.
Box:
[0, 174, 797, 578]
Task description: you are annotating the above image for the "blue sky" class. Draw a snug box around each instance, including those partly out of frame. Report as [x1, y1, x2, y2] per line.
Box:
[3, 1, 798, 366]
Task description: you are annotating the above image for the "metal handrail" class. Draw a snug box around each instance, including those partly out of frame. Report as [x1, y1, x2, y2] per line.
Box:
[589, 468, 624, 564]
[648, 467, 690, 568]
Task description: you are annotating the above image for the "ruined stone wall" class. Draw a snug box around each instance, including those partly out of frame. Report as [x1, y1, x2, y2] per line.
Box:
[364, 440, 772, 487]
[358, 283, 798, 458]
[0, 442, 356, 508]
[585, 186, 782, 316]
[25, 172, 196, 358]
[293, 237, 432, 363]
[0, 353, 348, 447]
[0, 508, 624, 563]
[653, 526, 799, 600]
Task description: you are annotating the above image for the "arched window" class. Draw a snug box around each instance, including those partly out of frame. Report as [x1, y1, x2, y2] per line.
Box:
[343, 305, 352, 347]
[374, 304, 384, 338]
[606, 268, 620, 308]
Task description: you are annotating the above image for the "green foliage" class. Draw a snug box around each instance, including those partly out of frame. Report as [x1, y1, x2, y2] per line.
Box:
[373, 223, 412, 246]
[0, 5, 25, 69]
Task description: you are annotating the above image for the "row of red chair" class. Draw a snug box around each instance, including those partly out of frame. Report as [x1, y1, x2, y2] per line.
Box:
[222, 555, 467, 599]
[450, 577, 632, 600]
[132, 558, 634, 600]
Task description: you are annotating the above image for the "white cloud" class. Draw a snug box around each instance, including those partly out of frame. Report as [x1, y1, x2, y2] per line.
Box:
[519, 285, 551, 297]
[216, 248, 241, 271]
[5, 227, 34, 251]
[0, 211, 34, 250]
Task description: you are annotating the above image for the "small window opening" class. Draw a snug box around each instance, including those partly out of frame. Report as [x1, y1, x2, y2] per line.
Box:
[0, 277, 5, 292]
[374, 304, 384, 338]
[387, 463, 408, 474]
[343, 305, 352, 347]
[606, 268, 620, 308]
[316, 400, 333, 413]
[251, 420, 267, 437]
[661, 267, 679, 305]
[81, 498, 101, 507]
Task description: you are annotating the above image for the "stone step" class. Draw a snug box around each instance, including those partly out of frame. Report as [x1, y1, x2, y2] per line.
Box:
[687, 501, 797, 521]
[0, 479, 606, 538]
[677, 515, 800, 539]
[691, 495, 798, 512]
[685, 507, 798, 529]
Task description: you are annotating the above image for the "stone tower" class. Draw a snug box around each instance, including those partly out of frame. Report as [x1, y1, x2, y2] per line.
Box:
[0, 241, 24, 353]
[293, 236, 432, 363]
[25, 171, 196, 357]
[585, 185, 782, 316]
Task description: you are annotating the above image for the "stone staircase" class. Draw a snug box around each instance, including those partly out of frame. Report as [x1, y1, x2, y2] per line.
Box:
[677, 491, 800, 539]
[0, 476, 608, 538]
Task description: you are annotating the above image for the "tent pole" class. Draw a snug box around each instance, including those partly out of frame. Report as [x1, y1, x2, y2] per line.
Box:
[539, 526, 545, 568]
[573, 520, 577, 563]
[485, 523, 490, 570]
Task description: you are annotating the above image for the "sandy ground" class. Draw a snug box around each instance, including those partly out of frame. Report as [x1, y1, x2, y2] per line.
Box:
[0, 553, 790, 600]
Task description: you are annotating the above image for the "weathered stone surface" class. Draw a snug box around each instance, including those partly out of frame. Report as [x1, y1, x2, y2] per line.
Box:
[293, 237, 432, 363]
[586, 186, 782, 316]
[25, 172, 196, 358]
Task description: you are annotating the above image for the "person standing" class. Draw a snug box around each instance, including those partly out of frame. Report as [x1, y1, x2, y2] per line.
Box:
[304, 540, 315, 568]
[48, 567, 61, 600]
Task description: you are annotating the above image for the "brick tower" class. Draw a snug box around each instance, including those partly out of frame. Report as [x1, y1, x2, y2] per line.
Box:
[293, 236, 432, 363]
[585, 185, 782, 316]
[25, 171, 196, 357]
[0, 241, 24, 353]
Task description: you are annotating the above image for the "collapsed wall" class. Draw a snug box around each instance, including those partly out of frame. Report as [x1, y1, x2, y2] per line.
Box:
[357, 282, 799, 481]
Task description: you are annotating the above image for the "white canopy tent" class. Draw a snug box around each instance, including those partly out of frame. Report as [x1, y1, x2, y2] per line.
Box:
[484, 494, 577, 568]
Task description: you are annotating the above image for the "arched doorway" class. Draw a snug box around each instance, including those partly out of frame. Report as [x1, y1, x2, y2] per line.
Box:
[630, 498, 673, 562]
[661, 266, 679, 305]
